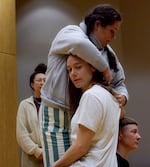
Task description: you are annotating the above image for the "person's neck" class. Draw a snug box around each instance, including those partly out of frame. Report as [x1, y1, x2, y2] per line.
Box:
[79, 22, 104, 50]
[117, 145, 129, 159]
[82, 82, 96, 92]
[33, 92, 41, 98]
[89, 33, 103, 50]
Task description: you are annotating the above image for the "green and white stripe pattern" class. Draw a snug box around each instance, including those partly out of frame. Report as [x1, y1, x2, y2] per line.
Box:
[41, 105, 71, 167]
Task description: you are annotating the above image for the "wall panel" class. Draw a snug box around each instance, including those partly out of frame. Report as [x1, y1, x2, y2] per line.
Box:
[0, 0, 19, 166]
[0, 0, 16, 54]
[120, 1, 150, 166]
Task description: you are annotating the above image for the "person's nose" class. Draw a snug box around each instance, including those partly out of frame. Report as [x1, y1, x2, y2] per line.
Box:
[137, 133, 141, 140]
[41, 79, 45, 85]
[71, 69, 77, 76]
[70, 69, 77, 80]
[113, 34, 116, 40]
[111, 32, 116, 40]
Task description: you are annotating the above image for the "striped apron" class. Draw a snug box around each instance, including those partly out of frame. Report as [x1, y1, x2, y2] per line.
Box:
[39, 104, 71, 167]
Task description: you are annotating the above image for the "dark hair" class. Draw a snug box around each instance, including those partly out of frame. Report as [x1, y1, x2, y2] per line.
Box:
[29, 63, 47, 90]
[119, 117, 138, 130]
[29, 71, 39, 90]
[84, 4, 121, 73]
[85, 4, 122, 36]
[104, 46, 119, 72]
[34, 63, 47, 74]
[68, 80, 82, 116]
[67, 55, 104, 116]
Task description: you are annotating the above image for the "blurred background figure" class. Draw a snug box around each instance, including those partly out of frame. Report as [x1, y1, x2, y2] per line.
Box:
[16, 63, 47, 167]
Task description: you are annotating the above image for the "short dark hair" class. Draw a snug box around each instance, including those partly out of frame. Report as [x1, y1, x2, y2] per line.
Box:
[119, 117, 138, 130]
[84, 4, 122, 35]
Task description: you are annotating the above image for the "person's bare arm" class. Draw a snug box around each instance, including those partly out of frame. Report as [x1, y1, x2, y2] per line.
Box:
[52, 124, 95, 167]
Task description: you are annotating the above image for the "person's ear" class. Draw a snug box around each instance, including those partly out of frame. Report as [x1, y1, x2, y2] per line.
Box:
[94, 20, 100, 30]
[30, 83, 34, 90]
[118, 131, 123, 141]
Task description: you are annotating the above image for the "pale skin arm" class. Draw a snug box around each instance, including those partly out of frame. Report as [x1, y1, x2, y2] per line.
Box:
[115, 94, 127, 106]
[52, 124, 95, 167]
[109, 87, 127, 106]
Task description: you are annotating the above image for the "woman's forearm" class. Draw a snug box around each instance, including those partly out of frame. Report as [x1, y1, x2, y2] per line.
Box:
[52, 142, 88, 167]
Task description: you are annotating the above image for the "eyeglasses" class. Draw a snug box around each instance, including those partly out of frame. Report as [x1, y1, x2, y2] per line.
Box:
[34, 78, 46, 83]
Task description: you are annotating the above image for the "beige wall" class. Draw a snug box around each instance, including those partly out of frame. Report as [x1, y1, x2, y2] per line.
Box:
[0, 0, 19, 167]
[120, 1, 150, 166]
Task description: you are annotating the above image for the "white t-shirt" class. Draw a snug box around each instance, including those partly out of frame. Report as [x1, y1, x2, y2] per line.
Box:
[70, 85, 120, 167]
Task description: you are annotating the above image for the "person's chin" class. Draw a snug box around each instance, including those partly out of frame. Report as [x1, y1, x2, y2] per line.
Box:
[133, 144, 139, 149]
[73, 81, 81, 88]
[74, 84, 81, 89]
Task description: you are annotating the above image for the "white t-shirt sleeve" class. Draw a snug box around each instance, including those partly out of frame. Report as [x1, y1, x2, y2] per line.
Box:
[77, 90, 104, 133]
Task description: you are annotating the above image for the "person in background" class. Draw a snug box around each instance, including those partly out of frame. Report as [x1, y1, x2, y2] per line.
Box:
[16, 63, 47, 167]
[117, 117, 141, 167]
[52, 54, 121, 167]
[40, 3, 128, 167]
